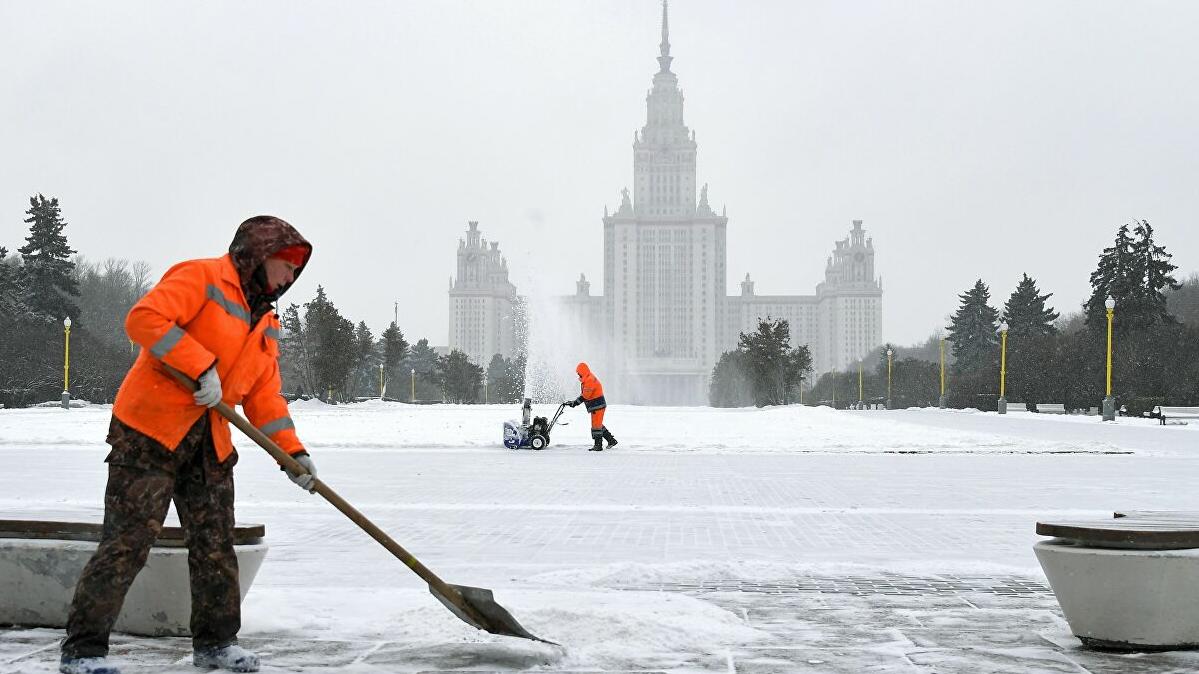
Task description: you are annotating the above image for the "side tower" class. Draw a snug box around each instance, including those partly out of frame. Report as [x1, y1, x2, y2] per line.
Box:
[448, 221, 519, 366]
[816, 220, 882, 372]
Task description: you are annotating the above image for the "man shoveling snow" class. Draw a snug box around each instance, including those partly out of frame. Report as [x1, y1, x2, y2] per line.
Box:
[59, 216, 318, 674]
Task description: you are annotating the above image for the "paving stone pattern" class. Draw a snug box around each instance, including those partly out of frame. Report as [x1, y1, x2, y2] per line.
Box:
[612, 574, 1055, 597]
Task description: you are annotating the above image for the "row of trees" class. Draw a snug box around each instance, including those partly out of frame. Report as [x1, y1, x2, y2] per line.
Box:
[273, 284, 527, 404]
[1, 193, 526, 408]
[811, 220, 1199, 412]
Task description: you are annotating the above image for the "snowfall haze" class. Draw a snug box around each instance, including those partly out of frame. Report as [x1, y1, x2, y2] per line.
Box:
[2, 0, 1197, 348]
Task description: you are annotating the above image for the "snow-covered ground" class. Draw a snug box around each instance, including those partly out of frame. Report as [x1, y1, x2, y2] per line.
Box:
[3, 402, 1199, 672]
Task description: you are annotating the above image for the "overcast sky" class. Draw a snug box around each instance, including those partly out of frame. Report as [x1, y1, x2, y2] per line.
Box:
[3, 1, 1196, 347]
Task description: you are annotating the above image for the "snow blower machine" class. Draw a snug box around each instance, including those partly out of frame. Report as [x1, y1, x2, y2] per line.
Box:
[504, 397, 570, 450]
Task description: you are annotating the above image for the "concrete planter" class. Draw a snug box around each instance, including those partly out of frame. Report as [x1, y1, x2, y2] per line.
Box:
[1035, 539, 1199, 650]
[0, 524, 267, 637]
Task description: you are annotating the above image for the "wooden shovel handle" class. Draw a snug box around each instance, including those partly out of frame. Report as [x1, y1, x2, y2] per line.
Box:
[162, 365, 480, 621]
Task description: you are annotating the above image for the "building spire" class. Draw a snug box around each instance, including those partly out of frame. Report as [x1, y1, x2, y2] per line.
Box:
[657, 0, 673, 72]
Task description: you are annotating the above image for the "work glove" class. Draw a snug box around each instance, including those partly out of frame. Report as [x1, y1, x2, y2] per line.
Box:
[194, 367, 222, 408]
[284, 453, 318, 493]
[566, 399, 579, 408]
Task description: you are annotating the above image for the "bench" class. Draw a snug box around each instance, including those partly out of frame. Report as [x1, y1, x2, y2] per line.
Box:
[1153, 406, 1199, 425]
[1034, 403, 1066, 414]
[0, 520, 267, 636]
[1036, 511, 1199, 651]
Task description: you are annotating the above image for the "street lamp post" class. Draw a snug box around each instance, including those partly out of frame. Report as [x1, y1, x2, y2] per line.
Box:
[857, 361, 864, 410]
[62, 316, 72, 409]
[997, 321, 1009, 414]
[410, 367, 416, 403]
[938, 338, 947, 409]
[886, 349, 893, 410]
[1102, 296, 1116, 421]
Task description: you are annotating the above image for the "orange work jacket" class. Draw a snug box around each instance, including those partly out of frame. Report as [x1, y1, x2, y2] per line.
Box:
[576, 362, 606, 412]
[113, 254, 304, 462]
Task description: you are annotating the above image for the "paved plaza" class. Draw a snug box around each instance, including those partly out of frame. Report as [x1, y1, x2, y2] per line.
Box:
[3, 405, 1199, 672]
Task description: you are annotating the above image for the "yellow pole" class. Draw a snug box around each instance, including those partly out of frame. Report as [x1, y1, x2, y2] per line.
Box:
[858, 362, 863, 404]
[939, 339, 945, 397]
[63, 321, 70, 386]
[379, 364, 384, 399]
[1000, 330, 1008, 399]
[1105, 307, 1114, 397]
[411, 368, 416, 403]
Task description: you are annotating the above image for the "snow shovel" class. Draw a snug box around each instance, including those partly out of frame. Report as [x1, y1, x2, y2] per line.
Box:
[165, 366, 556, 645]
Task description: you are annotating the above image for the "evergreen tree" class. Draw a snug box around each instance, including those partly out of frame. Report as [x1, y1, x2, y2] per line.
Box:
[18, 194, 79, 320]
[736, 318, 811, 406]
[1004, 274, 1059, 338]
[278, 303, 316, 397]
[1129, 220, 1179, 328]
[1084, 222, 1178, 332]
[304, 286, 356, 401]
[407, 338, 442, 401]
[1001, 274, 1059, 404]
[349, 321, 377, 398]
[379, 321, 409, 398]
[945, 280, 999, 373]
[1085, 224, 1135, 330]
[439, 350, 483, 403]
[0, 246, 27, 317]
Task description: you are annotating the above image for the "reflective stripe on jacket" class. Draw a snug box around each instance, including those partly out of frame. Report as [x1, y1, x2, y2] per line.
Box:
[113, 254, 303, 462]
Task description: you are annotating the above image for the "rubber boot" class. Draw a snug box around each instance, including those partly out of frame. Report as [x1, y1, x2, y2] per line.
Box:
[589, 438, 604, 451]
[602, 428, 618, 448]
[193, 644, 259, 672]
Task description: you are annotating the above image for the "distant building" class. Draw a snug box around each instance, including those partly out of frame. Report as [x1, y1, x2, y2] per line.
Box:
[594, 2, 882, 402]
[447, 221, 519, 367]
[448, 2, 882, 403]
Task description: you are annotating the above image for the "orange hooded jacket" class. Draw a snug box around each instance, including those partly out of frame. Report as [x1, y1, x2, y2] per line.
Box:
[575, 362, 606, 413]
[112, 221, 310, 463]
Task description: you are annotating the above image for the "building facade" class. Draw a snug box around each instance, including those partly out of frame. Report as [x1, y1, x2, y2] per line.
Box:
[725, 220, 882, 376]
[599, 3, 728, 405]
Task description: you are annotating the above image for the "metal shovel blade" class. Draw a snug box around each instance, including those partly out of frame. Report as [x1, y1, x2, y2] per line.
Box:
[430, 583, 559, 645]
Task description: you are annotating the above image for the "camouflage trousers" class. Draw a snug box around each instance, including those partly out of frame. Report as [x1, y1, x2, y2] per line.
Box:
[62, 414, 241, 658]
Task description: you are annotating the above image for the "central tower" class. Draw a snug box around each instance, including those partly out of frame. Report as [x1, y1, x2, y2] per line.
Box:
[633, 1, 697, 217]
[602, 0, 728, 405]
